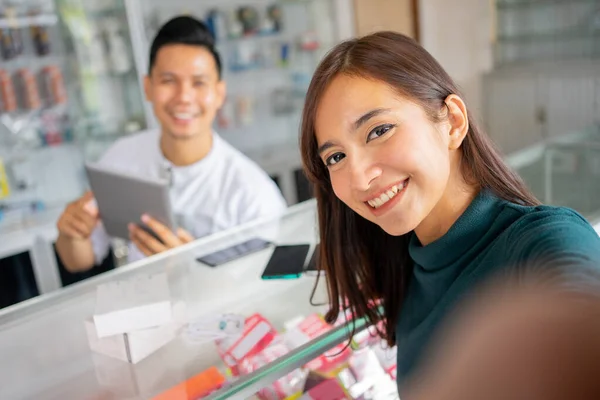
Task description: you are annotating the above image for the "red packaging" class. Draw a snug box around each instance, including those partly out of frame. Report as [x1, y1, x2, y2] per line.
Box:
[239, 341, 305, 400]
[15, 68, 41, 110]
[215, 313, 278, 377]
[41, 66, 67, 106]
[304, 379, 350, 399]
[0, 69, 17, 112]
[284, 314, 352, 376]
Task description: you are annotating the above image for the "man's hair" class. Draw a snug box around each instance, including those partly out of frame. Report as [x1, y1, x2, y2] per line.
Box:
[148, 15, 222, 78]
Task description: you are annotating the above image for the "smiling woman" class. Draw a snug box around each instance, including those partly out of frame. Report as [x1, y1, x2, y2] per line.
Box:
[300, 31, 600, 393]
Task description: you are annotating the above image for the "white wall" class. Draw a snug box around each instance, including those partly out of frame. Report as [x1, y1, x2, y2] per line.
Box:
[419, 0, 494, 121]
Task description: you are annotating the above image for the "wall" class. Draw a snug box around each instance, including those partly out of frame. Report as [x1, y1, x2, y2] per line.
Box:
[418, 0, 493, 121]
[353, 0, 416, 38]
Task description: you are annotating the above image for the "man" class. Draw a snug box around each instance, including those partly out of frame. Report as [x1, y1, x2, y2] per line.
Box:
[56, 16, 287, 272]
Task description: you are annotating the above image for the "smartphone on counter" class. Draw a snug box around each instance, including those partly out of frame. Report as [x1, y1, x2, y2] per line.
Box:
[304, 244, 323, 276]
[196, 238, 272, 267]
[261, 244, 310, 280]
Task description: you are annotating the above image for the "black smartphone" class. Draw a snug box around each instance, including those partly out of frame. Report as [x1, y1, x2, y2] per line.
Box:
[196, 238, 272, 267]
[261, 244, 310, 280]
[305, 244, 323, 276]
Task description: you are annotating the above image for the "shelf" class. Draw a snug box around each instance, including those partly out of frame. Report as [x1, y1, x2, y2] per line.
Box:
[0, 14, 58, 29]
[497, 0, 600, 9]
[497, 30, 600, 42]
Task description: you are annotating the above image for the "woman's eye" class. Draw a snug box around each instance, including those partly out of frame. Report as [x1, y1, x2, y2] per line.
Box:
[367, 124, 395, 142]
[325, 152, 345, 166]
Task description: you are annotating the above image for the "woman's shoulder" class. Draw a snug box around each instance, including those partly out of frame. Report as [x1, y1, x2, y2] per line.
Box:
[501, 202, 600, 264]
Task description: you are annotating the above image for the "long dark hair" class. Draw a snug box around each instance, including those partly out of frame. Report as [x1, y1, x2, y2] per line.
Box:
[300, 32, 539, 346]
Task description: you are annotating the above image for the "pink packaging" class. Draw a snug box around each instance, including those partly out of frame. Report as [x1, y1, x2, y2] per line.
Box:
[239, 341, 306, 400]
[214, 313, 278, 376]
[284, 314, 352, 375]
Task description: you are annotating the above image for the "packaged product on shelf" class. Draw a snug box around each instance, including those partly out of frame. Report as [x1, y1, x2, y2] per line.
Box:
[0, 5, 23, 60]
[239, 341, 307, 400]
[85, 301, 184, 364]
[348, 348, 386, 384]
[93, 272, 173, 338]
[371, 341, 397, 381]
[0, 69, 17, 112]
[14, 68, 41, 110]
[103, 17, 132, 74]
[284, 313, 352, 377]
[0, 157, 10, 199]
[29, 7, 51, 56]
[215, 313, 278, 376]
[152, 366, 227, 400]
[300, 378, 351, 399]
[41, 65, 67, 106]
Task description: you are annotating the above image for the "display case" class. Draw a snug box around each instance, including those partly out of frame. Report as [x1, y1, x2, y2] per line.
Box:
[493, 0, 600, 66]
[0, 200, 399, 400]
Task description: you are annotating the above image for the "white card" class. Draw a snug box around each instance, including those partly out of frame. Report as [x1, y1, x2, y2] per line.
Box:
[94, 273, 172, 338]
[184, 313, 245, 343]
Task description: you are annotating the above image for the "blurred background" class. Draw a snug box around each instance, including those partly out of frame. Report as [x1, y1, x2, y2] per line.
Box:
[0, 0, 599, 308]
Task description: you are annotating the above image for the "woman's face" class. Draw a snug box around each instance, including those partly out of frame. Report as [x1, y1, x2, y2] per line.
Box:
[315, 75, 456, 236]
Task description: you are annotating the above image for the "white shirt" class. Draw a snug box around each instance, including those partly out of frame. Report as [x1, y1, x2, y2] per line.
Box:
[90, 129, 287, 264]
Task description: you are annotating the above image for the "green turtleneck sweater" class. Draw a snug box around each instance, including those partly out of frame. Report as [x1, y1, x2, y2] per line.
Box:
[395, 190, 600, 386]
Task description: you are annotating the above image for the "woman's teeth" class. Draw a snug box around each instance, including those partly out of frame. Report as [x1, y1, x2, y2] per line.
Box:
[367, 180, 408, 209]
[173, 113, 194, 120]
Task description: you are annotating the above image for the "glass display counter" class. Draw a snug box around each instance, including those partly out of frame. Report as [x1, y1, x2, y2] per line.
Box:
[0, 200, 397, 400]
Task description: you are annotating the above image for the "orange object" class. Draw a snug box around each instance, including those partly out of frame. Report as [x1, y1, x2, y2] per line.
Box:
[15, 68, 40, 110]
[0, 69, 17, 112]
[41, 66, 67, 105]
[152, 367, 226, 400]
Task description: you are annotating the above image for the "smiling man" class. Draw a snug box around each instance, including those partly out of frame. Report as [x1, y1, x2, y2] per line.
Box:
[56, 16, 287, 272]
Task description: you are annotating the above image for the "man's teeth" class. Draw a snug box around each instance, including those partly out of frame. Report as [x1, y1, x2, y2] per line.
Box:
[173, 113, 194, 119]
[367, 181, 407, 209]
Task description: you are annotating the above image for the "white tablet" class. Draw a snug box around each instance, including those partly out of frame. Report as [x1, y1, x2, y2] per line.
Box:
[85, 162, 177, 240]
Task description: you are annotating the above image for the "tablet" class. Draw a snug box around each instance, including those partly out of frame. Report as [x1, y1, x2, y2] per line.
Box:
[85, 162, 177, 240]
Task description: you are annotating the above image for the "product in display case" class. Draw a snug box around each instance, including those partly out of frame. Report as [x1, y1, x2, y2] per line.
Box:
[0, 4, 24, 60]
[284, 313, 353, 377]
[267, 5, 283, 33]
[40, 65, 67, 106]
[102, 16, 132, 74]
[93, 272, 173, 338]
[153, 366, 227, 400]
[15, 68, 41, 111]
[29, 6, 51, 56]
[240, 341, 307, 399]
[185, 313, 245, 342]
[215, 313, 279, 376]
[0, 69, 17, 113]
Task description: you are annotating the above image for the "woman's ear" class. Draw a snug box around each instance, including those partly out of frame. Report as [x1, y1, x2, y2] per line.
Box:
[444, 94, 469, 150]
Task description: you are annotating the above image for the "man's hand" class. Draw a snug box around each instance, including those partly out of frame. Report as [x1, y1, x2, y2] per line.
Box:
[128, 214, 195, 257]
[56, 191, 99, 240]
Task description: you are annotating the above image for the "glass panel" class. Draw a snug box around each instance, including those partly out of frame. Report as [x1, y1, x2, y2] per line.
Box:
[0, 0, 148, 223]
[0, 200, 337, 399]
[54, 0, 147, 160]
[513, 125, 600, 222]
[494, 0, 600, 65]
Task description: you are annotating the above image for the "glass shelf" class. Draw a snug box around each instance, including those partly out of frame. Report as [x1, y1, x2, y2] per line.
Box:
[497, 0, 600, 9]
[497, 30, 600, 42]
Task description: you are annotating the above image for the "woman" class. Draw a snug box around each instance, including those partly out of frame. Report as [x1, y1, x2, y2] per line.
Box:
[300, 31, 600, 390]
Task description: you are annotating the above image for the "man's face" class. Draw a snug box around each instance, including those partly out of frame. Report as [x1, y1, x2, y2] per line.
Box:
[144, 44, 225, 140]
